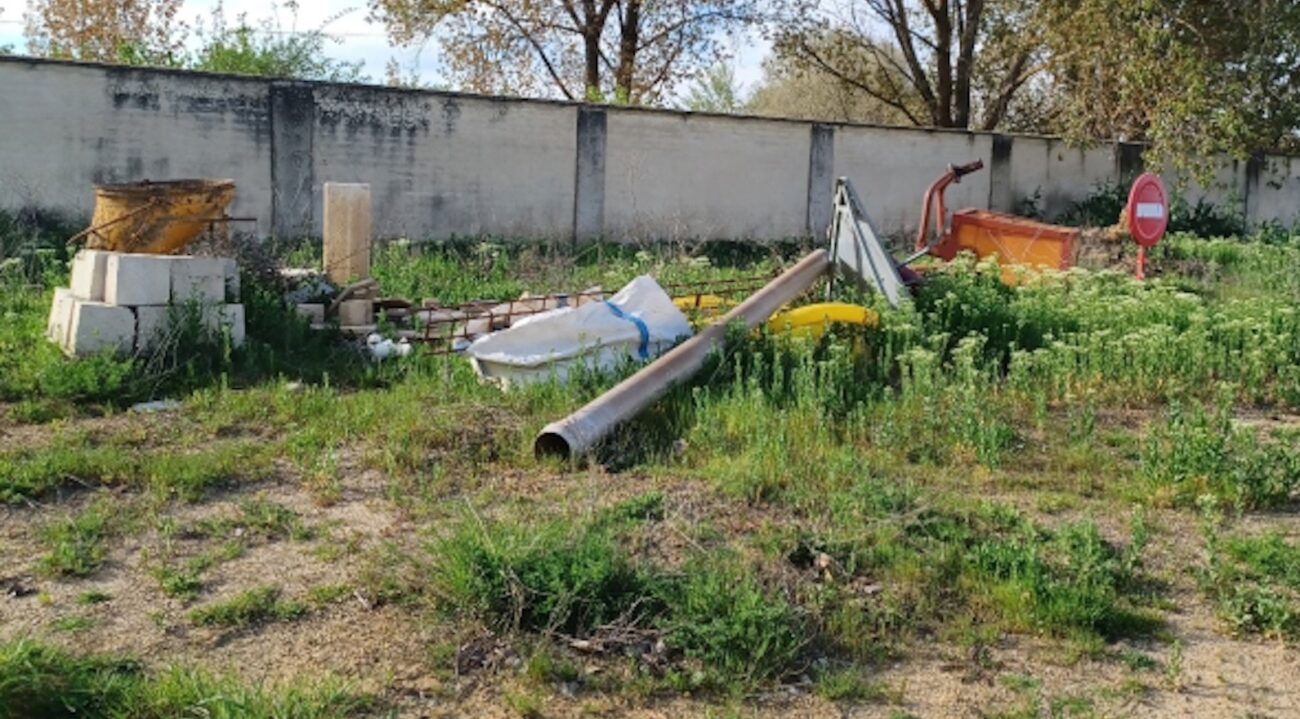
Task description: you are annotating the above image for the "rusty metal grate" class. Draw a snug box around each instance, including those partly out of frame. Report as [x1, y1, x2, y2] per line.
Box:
[409, 274, 776, 354]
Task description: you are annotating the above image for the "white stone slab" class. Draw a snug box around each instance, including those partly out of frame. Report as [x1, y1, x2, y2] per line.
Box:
[65, 300, 135, 357]
[70, 250, 110, 301]
[104, 254, 173, 306]
[171, 256, 227, 304]
[46, 287, 75, 344]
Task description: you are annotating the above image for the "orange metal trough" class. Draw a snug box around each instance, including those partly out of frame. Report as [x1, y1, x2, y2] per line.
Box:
[913, 161, 1079, 280]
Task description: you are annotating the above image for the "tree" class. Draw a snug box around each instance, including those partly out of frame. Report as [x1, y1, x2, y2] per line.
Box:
[774, 0, 1044, 130]
[190, 2, 365, 82]
[1040, 0, 1300, 177]
[753, 28, 920, 124]
[368, 0, 789, 104]
[681, 63, 745, 113]
[24, 0, 186, 64]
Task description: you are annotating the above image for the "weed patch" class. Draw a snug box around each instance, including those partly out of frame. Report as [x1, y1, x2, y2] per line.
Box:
[39, 500, 116, 578]
[188, 586, 307, 628]
[1143, 400, 1300, 510]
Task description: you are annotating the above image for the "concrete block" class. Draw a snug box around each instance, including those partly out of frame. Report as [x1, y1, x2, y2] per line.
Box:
[104, 254, 173, 306]
[222, 258, 241, 301]
[134, 305, 172, 353]
[171, 256, 227, 304]
[195, 303, 246, 347]
[296, 303, 325, 323]
[70, 250, 110, 301]
[323, 183, 371, 284]
[65, 300, 135, 357]
[46, 287, 75, 344]
[337, 298, 373, 326]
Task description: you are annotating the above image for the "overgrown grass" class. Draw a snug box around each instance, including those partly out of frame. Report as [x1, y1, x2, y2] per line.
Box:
[1143, 399, 1300, 510]
[0, 639, 371, 719]
[1, 439, 276, 504]
[7, 224, 1300, 701]
[1200, 505, 1300, 639]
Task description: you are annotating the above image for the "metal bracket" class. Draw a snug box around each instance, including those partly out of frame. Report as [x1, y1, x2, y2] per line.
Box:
[829, 177, 908, 309]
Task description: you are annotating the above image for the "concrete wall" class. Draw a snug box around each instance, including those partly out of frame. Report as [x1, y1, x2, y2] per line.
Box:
[2, 56, 1298, 243]
[834, 126, 993, 235]
[1008, 138, 1117, 219]
[0, 61, 273, 229]
[311, 85, 578, 239]
[602, 110, 811, 240]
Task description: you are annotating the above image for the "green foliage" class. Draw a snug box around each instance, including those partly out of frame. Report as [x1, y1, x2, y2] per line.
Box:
[0, 639, 368, 719]
[0, 438, 275, 505]
[814, 668, 891, 703]
[190, 3, 365, 82]
[1042, 0, 1300, 179]
[969, 518, 1147, 636]
[660, 558, 805, 686]
[187, 586, 307, 628]
[1057, 181, 1245, 237]
[1142, 400, 1300, 510]
[681, 63, 746, 113]
[429, 516, 660, 636]
[1199, 509, 1300, 639]
[40, 500, 115, 578]
[0, 639, 140, 719]
[431, 510, 808, 688]
[1057, 182, 1128, 229]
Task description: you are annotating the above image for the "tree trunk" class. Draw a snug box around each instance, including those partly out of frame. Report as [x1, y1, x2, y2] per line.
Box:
[931, 0, 954, 126]
[615, 0, 642, 102]
[954, 0, 983, 128]
[582, 0, 601, 97]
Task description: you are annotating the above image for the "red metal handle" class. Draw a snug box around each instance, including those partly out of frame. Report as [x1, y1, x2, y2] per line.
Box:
[951, 160, 984, 179]
[915, 160, 986, 253]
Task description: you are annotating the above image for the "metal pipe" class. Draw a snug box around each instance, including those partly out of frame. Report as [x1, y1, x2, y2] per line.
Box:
[535, 249, 832, 459]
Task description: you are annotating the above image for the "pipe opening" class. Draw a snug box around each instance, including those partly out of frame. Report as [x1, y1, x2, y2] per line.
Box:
[534, 431, 572, 459]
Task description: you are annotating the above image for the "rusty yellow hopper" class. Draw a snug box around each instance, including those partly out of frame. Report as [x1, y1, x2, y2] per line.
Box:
[78, 179, 235, 255]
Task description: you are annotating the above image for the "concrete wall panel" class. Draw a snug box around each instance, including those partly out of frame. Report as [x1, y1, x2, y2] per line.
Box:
[312, 86, 577, 239]
[1251, 155, 1300, 225]
[0, 60, 272, 230]
[834, 127, 993, 236]
[1009, 139, 1116, 219]
[602, 111, 811, 240]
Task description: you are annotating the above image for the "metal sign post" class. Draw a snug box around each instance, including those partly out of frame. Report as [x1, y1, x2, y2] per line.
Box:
[1126, 173, 1169, 280]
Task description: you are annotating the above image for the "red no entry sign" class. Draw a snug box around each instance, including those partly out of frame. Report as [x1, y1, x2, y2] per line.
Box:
[1126, 173, 1169, 248]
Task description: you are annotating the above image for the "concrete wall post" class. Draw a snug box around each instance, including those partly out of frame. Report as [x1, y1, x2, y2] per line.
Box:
[270, 82, 316, 240]
[1117, 142, 1145, 183]
[988, 134, 1014, 212]
[573, 107, 607, 242]
[806, 124, 836, 237]
[1245, 153, 1264, 225]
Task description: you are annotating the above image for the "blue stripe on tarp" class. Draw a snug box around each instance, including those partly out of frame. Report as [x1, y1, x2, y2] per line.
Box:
[604, 301, 650, 360]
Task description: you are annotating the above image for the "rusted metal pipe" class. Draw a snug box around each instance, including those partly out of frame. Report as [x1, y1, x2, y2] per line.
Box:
[535, 249, 832, 459]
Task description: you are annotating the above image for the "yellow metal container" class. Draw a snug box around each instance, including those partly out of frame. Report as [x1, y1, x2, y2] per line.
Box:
[85, 179, 235, 254]
[767, 302, 879, 340]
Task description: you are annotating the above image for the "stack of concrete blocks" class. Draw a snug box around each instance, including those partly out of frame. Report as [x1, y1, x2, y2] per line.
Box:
[47, 250, 243, 357]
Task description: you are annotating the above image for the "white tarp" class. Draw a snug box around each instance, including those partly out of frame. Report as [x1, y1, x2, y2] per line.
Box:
[466, 275, 691, 388]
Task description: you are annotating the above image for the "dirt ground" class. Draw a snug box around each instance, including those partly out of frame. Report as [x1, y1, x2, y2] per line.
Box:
[4, 407, 1300, 718]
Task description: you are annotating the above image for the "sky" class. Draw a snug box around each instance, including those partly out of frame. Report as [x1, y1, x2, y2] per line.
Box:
[0, 0, 773, 97]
